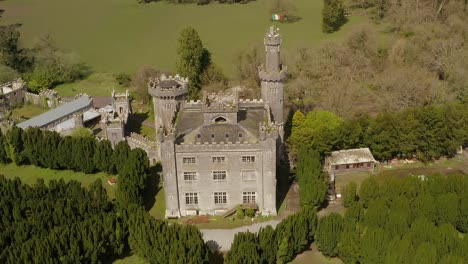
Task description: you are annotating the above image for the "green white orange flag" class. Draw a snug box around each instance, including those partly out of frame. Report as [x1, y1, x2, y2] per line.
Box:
[272, 14, 282, 21]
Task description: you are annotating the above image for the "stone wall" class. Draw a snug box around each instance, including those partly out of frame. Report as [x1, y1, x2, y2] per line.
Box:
[126, 132, 160, 166]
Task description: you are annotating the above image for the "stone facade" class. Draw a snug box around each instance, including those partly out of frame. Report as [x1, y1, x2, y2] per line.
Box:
[101, 90, 131, 147]
[151, 27, 286, 218]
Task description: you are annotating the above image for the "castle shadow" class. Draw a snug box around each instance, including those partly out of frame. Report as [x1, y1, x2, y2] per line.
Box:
[126, 112, 150, 136]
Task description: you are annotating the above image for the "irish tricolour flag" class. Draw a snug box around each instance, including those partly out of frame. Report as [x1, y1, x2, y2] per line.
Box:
[272, 14, 282, 21]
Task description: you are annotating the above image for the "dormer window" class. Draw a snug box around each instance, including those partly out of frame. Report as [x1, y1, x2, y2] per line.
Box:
[214, 116, 227, 123]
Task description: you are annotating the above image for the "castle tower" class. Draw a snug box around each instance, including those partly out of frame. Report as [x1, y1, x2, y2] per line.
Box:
[259, 26, 287, 138]
[112, 89, 131, 123]
[148, 74, 189, 136]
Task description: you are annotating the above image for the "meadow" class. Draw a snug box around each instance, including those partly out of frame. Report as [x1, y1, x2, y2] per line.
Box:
[0, 0, 369, 77]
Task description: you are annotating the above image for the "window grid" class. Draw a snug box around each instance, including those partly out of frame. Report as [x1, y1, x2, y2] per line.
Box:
[213, 171, 227, 181]
[243, 192, 256, 204]
[185, 193, 198, 205]
[212, 156, 226, 163]
[183, 171, 197, 181]
[242, 170, 256, 181]
[214, 192, 227, 204]
[183, 157, 196, 164]
[242, 156, 256, 163]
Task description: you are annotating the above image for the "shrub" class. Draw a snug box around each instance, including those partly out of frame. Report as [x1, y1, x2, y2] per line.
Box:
[245, 208, 255, 217]
[236, 208, 245, 219]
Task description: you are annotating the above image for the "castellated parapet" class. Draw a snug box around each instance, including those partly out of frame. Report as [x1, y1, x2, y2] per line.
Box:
[148, 74, 189, 99]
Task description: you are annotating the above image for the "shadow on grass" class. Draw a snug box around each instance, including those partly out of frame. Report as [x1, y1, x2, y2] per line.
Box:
[144, 164, 162, 212]
[126, 112, 150, 136]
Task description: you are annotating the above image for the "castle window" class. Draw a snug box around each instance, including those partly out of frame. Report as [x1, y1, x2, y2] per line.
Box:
[183, 171, 197, 181]
[213, 171, 227, 181]
[212, 156, 226, 163]
[242, 156, 255, 163]
[214, 192, 227, 204]
[197, 134, 201, 139]
[238, 132, 243, 138]
[243, 192, 256, 204]
[270, 87, 278, 93]
[242, 170, 256, 181]
[214, 116, 227, 123]
[211, 134, 215, 139]
[225, 133, 229, 138]
[183, 157, 196, 164]
[185, 193, 198, 205]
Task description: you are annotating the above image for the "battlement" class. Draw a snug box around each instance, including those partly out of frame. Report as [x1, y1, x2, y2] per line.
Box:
[238, 98, 264, 108]
[0, 78, 26, 95]
[264, 26, 281, 46]
[112, 89, 130, 100]
[127, 132, 159, 148]
[148, 74, 189, 98]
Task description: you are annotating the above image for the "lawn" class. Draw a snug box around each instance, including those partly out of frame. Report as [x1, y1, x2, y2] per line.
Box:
[54, 73, 126, 97]
[0, 163, 118, 198]
[0, 0, 371, 77]
[11, 104, 49, 119]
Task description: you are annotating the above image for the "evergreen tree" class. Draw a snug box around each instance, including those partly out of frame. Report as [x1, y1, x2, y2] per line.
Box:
[316, 213, 343, 257]
[226, 231, 261, 264]
[413, 243, 437, 264]
[113, 141, 130, 174]
[93, 139, 115, 174]
[359, 176, 379, 208]
[338, 221, 361, 264]
[0, 130, 10, 163]
[360, 227, 390, 264]
[342, 181, 357, 207]
[296, 148, 327, 208]
[321, 0, 346, 33]
[176, 27, 205, 99]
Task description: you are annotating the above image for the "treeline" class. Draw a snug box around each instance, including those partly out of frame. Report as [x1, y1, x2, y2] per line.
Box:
[317, 174, 468, 263]
[0, 126, 150, 207]
[0, 176, 209, 263]
[137, 0, 253, 5]
[287, 103, 468, 161]
[226, 208, 317, 264]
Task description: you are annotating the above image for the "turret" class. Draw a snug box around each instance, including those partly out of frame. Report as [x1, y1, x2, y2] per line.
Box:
[149, 74, 189, 137]
[259, 26, 287, 139]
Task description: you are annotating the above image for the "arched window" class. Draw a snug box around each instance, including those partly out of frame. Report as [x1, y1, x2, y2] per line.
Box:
[214, 116, 227, 123]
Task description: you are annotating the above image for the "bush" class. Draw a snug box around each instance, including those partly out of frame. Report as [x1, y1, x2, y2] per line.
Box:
[245, 208, 255, 218]
[236, 208, 245, 219]
[115, 73, 132, 87]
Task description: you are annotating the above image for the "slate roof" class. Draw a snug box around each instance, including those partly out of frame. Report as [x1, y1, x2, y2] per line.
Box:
[17, 95, 92, 129]
[327, 148, 376, 165]
[175, 107, 265, 144]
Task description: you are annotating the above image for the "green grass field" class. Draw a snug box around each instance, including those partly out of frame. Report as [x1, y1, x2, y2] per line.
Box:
[54, 73, 126, 97]
[12, 104, 49, 119]
[1, 0, 369, 77]
[0, 163, 118, 198]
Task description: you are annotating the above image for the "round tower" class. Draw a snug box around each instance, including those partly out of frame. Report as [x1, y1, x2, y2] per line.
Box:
[148, 74, 189, 135]
[259, 26, 287, 129]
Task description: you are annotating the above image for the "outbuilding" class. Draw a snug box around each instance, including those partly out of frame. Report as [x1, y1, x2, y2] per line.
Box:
[325, 148, 376, 178]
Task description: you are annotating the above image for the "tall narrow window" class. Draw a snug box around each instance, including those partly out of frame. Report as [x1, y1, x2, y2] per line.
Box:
[185, 193, 198, 205]
[214, 192, 227, 204]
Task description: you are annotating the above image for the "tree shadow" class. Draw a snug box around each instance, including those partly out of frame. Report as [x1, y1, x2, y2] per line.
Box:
[207, 240, 224, 264]
[277, 15, 302, 23]
[144, 163, 162, 212]
[126, 112, 150, 136]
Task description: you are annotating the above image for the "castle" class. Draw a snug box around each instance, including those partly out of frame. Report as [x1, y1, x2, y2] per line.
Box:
[151, 26, 287, 218]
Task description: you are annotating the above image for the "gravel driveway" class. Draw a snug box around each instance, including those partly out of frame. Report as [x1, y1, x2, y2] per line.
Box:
[201, 220, 281, 251]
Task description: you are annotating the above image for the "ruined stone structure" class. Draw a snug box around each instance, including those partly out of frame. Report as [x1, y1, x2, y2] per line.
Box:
[100, 90, 131, 147]
[0, 79, 26, 111]
[151, 27, 286, 218]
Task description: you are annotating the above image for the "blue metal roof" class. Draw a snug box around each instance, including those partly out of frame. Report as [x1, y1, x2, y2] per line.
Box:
[18, 95, 92, 129]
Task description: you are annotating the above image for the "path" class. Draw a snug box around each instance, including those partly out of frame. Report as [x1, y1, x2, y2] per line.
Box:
[201, 219, 281, 251]
[201, 182, 301, 251]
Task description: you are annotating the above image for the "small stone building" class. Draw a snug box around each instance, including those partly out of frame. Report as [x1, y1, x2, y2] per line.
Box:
[152, 27, 286, 218]
[325, 148, 376, 180]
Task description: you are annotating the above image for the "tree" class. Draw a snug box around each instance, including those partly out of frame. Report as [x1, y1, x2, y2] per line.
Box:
[131, 66, 158, 104]
[93, 140, 115, 174]
[338, 221, 361, 264]
[0, 130, 9, 163]
[295, 148, 327, 208]
[316, 213, 343, 257]
[176, 27, 205, 99]
[271, 0, 298, 22]
[359, 177, 379, 208]
[360, 227, 390, 264]
[342, 181, 357, 207]
[412, 243, 437, 264]
[225, 231, 261, 264]
[322, 0, 346, 33]
[0, 25, 32, 73]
